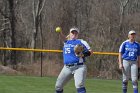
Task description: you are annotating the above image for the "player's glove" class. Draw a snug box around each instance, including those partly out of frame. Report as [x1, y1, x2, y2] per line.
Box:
[138, 68, 140, 80]
[74, 44, 84, 57]
[74, 44, 91, 57]
[83, 50, 91, 57]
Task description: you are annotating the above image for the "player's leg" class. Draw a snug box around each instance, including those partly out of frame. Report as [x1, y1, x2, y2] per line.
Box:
[131, 62, 138, 93]
[122, 60, 130, 93]
[55, 66, 73, 93]
[74, 65, 87, 93]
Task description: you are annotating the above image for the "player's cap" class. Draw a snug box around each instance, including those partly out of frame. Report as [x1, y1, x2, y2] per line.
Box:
[128, 30, 136, 35]
[70, 27, 79, 33]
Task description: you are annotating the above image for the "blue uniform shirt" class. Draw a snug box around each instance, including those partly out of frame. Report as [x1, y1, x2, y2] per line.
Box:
[63, 39, 91, 64]
[119, 40, 140, 61]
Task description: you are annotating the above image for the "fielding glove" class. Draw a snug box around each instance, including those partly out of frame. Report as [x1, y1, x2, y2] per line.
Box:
[74, 44, 84, 57]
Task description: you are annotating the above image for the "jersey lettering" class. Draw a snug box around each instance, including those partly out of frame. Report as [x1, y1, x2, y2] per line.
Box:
[129, 52, 134, 57]
[65, 48, 70, 54]
[119, 40, 140, 61]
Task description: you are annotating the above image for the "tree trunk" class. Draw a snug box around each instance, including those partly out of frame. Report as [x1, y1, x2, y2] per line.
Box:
[8, 0, 17, 69]
[30, 0, 45, 63]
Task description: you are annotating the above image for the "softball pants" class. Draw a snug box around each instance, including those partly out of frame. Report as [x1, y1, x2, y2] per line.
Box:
[122, 59, 138, 93]
[55, 64, 87, 92]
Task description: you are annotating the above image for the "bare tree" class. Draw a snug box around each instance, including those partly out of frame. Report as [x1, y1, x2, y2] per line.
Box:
[30, 0, 45, 63]
[7, 0, 17, 69]
[0, 0, 140, 78]
[0, 1, 9, 66]
[119, 0, 129, 32]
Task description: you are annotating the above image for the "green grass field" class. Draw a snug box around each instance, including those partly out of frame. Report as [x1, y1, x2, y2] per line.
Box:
[0, 75, 139, 93]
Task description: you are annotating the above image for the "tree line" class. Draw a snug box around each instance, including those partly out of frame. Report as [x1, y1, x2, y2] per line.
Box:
[0, 0, 140, 79]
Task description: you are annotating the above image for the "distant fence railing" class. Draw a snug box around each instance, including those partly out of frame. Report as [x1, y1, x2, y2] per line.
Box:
[0, 47, 119, 77]
[0, 47, 119, 56]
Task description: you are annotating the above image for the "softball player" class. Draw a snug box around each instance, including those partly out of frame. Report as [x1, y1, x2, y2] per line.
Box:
[55, 27, 92, 93]
[118, 30, 140, 93]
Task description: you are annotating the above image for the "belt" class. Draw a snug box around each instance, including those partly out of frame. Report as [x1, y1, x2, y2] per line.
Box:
[65, 63, 83, 67]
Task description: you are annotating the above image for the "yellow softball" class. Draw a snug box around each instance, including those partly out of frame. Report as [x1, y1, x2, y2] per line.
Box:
[55, 27, 62, 32]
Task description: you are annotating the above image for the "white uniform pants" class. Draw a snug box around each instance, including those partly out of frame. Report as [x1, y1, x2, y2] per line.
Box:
[122, 60, 138, 89]
[55, 64, 87, 91]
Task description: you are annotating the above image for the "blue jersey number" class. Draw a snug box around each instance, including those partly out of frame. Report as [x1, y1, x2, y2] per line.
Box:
[129, 52, 134, 57]
[65, 48, 70, 54]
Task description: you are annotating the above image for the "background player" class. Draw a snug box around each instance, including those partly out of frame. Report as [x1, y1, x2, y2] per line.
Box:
[118, 30, 140, 93]
[55, 27, 92, 93]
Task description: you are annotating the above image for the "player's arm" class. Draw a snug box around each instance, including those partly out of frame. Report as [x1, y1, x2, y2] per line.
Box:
[138, 44, 140, 68]
[118, 42, 125, 70]
[118, 52, 123, 69]
[138, 56, 140, 68]
[81, 40, 92, 57]
[138, 56, 140, 79]
[83, 49, 92, 57]
[137, 44, 140, 79]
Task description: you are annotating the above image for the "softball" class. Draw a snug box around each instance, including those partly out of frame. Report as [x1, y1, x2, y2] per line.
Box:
[55, 27, 62, 32]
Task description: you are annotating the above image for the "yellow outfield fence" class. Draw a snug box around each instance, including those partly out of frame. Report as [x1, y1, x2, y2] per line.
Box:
[0, 47, 119, 77]
[0, 47, 119, 56]
[0, 47, 62, 53]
